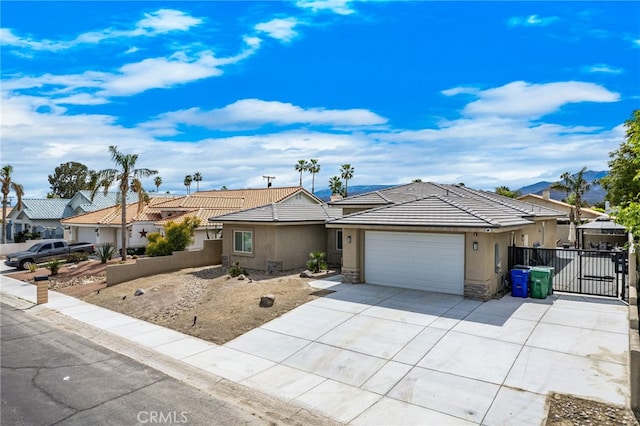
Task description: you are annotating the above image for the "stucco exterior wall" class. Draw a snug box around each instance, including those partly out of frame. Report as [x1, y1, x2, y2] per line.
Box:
[339, 222, 558, 300]
[222, 223, 329, 272]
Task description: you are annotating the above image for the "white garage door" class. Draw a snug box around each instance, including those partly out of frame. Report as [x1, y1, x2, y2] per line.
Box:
[365, 231, 464, 295]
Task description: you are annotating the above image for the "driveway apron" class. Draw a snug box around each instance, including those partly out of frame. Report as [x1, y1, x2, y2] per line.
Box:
[0, 273, 630, 425]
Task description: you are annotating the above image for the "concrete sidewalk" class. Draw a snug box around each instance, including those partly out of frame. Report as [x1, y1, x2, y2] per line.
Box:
[0, 274, 631, 425]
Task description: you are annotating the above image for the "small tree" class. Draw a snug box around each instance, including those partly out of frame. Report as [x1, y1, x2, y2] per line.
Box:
[306, 251, 327, 273]
[154, 176, 162, 192]
[495, 186, 520, 199]
[145, 217, 200, 256]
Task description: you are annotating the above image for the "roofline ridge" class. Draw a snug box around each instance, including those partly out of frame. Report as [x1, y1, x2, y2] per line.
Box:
[460, 187, 534, 215]
[435, 195, 499, 226]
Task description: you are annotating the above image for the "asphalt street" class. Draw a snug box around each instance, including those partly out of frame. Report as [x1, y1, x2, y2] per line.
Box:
[0, 302, 269, 426]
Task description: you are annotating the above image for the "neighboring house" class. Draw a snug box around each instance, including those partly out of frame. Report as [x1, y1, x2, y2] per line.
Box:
[517, 191, 606, 245]
[215, 203, 342, 272]
[517, 191, 605, 221]
[327, 182, 565, 300]
[4, 191, 119, 241]
[62, 187, 322, 252]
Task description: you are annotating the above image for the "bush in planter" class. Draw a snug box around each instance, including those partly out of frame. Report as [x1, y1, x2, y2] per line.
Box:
[227, 261, 247, 277]
[306, 251, 327, 273]
[67, 252, 88, 264]
[46, 259, 63, 275]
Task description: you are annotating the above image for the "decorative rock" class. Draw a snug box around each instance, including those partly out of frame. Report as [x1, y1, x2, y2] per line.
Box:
[299, 270, 314, 278]
[134, 288, 145, 296]
[237, 274, 246, 280]
[259, 294, 275, 308]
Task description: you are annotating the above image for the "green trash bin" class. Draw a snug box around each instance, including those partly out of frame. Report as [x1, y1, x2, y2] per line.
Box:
[530, 267, 552, 299]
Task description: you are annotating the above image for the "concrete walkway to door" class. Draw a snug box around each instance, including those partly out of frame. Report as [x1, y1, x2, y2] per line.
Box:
[0, 273, 631, 425]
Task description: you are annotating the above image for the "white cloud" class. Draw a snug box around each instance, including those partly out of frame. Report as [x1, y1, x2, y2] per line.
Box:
[142, 98, 387, 133]
[445, 81, 619, 118]
[0, 9, 202, 52]
[3, 37, 261, 101]
[255, 18, 301, 43]
[508, 14, 559, 27]
[582, 64, 623, 74]
[296, 0, 355, 15]
[136, 9, 202, 33]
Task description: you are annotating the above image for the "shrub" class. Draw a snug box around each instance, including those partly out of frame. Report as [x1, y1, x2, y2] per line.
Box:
[228, 261, 247, 277]
[27, 263, 38, 273]
[145, 232, 172, 257]
[97, 243, 117, 264]
[67, 252, 88, 264]
[145, 217, 200, 257]
[306, 251, 327, 273]
[46, 259, 63, 275]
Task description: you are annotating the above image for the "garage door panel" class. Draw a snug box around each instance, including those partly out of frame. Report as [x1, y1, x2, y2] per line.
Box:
[365, 231, 464, 295]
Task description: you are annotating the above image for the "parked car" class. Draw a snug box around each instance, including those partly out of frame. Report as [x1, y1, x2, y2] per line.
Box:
[4, 240, 95, 270]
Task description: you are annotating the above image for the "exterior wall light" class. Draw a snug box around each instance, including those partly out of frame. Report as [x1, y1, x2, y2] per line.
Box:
[347, 235, 352, 244]
[472, 241, 478, 251]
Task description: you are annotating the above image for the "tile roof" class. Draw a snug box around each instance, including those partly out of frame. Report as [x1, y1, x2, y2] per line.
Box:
[516, 193, 606, 218]
[152, 195, 246, 210]
[215, 204, 342, 223]
[155, 208, 241, 227]
[329, 196, 533, 228]
[61, 202, 139, 225]
[194, 186, 320, 206]
[327, 182, 565, 229]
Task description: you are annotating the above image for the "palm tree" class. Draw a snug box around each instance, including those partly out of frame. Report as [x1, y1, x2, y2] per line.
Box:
[295, 160, 309, 186]
[550, 167, 594, 224]
[154, 176, 162, 192]
[193, 172, 203, 192]
[130, 178, 150, 214]
[184, 175, 193, 194]
[329, 176, 343, 196]
[307, 159, 321, 194]
[92, 146, 157, 260]
[340, 163, 354, 197]
[1, 165, 24, 244]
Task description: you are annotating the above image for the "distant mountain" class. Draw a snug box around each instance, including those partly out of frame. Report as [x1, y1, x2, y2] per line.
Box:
[516, 170, 608, 205]
[314, 185, 394, 201]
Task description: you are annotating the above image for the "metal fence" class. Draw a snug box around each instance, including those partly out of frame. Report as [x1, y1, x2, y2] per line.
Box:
[508, 246, 629, 300]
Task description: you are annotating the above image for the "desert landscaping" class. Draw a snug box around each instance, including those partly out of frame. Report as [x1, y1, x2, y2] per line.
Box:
[6, 259, 336, 344]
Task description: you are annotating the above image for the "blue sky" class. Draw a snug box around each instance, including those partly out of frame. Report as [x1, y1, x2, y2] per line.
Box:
[1, 1, 639, 198]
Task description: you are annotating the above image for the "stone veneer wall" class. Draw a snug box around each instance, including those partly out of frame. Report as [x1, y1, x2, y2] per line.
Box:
[341, 268, 360, 284]
[464, 282, 492, 301]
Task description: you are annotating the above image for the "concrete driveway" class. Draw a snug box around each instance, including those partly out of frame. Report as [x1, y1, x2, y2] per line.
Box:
[0, 273, 631, 425]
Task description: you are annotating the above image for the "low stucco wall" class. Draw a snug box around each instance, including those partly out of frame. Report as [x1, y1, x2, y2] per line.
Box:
[106, 239, 222, 286]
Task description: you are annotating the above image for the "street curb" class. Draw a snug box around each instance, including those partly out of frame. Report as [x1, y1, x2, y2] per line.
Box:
[0, 292, 343, 426]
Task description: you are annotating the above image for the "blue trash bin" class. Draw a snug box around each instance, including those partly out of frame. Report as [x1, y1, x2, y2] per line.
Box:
[510, 268, 530, 298]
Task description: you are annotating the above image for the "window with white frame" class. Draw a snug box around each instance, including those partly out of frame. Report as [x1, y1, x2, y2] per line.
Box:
[336, 229, 343, 251]
[234, 230, 253, 253]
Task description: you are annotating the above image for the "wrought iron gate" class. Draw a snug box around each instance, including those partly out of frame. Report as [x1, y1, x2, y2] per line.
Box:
[508, 246, 629, 300]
